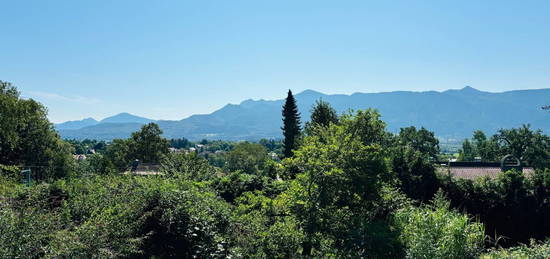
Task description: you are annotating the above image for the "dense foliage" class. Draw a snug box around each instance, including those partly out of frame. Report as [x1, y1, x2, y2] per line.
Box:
[304, 99, 339, 135]
[393, 191, 485, 259]
[481, 240, 550, 259]
[2, 83, 550, 258]
[67, 139, 107, 155]
[98, 123, 169, 171]
[0, 81, 74, 180]
[439, 169, 550, 247]
[459, 126, 550, 168]
[0, 175, 231, 258]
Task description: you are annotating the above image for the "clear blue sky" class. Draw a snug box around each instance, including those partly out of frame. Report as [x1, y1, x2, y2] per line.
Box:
[1, 1, 549, 123]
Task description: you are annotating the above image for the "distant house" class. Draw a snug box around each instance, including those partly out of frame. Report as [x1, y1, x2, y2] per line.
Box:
[195, 144, 206, 152]
[435, 155, 534, 180]
[268, 152, 279, 160]
[169, 147, 183, 153]
[124, 160, 162, 175]
[73, 154, 87, 161]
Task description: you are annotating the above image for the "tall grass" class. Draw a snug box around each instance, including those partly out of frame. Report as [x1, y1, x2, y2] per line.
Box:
[393, 191, 485, 259]
[481, 240, 550, 259]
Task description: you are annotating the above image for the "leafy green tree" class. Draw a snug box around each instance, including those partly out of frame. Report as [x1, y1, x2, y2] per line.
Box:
[74, 153, 111, 176]
[0, 81, 74, 180]
[459, 126, 550, 167]
[128, 123, 169, 164]
[392, 127, 439, 201]
[230, 192, 304, 257]
[202, 140, 233, 152]
[258, 138, 282, 152]
[457, 130, 500, 162]
[472, 130, 500, 162]
[305, 99, 338, 135]
[169, 137, 191, 149]
[104, 138, 132, 171]
[161, 152, 216, 180]
[391, 146, 439, 201]
[281, 90, 301, 158]
[494, 125, 550, 168]
[67, 139, 107, 155]
[225, 142, 268, 174]
[339, 109, 390, 146]
[397, 126, 440, 160]
[284, 109, 392, 256]
[103, 123, 169, 171]
[458, 139, 476, 161]
[214, 171, 271, 203]
[310, 99, 338, 127]
[93, 141, 107, 153]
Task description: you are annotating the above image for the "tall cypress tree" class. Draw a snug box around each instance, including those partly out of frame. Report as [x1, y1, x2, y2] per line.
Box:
[282, 90, 301, 158]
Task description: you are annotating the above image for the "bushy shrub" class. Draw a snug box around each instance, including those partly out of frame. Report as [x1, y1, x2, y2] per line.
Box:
[161, 152, 217, 180]
[224, 142, 268, 174]
[146, 180, 232, 258]
[393, 191, 485, 259]
[0, 165, 22, 196]
[391, 145, 439, 201]
[213, 170, 283, 204]
[0, 175, 233, 258]
[230, 192, 304, 258]
[439, 169, 550, 246]
[481, 240, 550, 259]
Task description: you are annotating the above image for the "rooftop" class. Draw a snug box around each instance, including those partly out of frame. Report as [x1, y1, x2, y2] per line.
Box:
[436, 165, 534, 180]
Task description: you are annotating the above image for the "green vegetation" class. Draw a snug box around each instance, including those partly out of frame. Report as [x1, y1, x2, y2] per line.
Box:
[481, 240, 550, 259]
[281, 89, 301, 158]
[225, 142, 268, 174]
[0, 175, 231, 258]
[67, 139, 107, 154]
[439, 168, 550, 246]
[2, 82, 550, 257]
[458, 126, 550, 168]
[304, 99, 339, 135]
[0, 81, 74, 180]
[393, 191, 485, 259]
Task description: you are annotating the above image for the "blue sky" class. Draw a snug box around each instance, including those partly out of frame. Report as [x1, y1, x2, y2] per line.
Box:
[1, 1, 549, 123]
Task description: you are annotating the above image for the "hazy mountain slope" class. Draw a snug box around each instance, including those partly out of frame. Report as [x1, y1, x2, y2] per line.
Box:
[57, 87, 550, 141]
[55, 118, 98, 130]
[59, 123, 145, 140]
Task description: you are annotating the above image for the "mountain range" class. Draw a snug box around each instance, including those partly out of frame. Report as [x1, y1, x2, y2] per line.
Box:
[56, 87, 550, 141]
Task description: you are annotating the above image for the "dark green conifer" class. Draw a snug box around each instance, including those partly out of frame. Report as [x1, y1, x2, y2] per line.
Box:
[281, 90, 301, 158]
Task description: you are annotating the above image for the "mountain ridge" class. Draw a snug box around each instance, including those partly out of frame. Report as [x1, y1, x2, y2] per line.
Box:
[56, 87, 550, 141]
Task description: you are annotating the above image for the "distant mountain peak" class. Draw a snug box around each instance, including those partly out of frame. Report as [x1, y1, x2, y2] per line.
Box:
[461, 86, 481, 92]
[297, 89, 324, 96]
[443, 86, 486, 94]
[100, 113, 154, 124]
